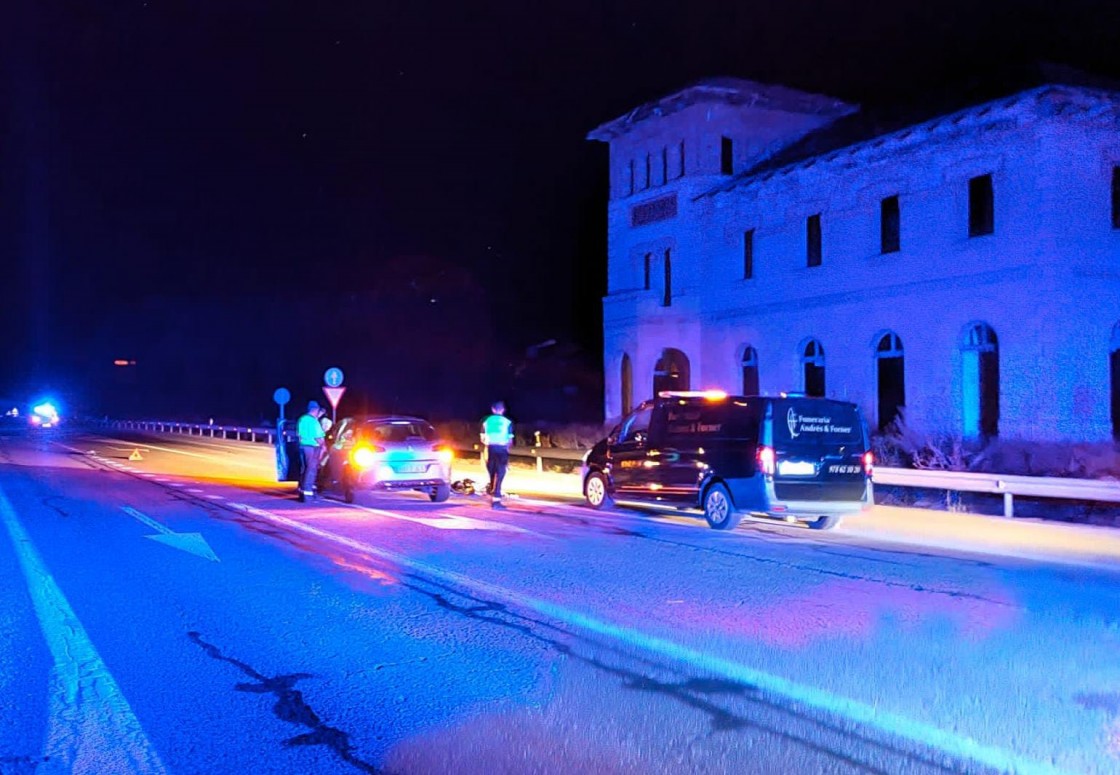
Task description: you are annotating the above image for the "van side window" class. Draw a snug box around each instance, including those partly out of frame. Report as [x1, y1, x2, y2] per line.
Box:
[619, 407, 653, 443]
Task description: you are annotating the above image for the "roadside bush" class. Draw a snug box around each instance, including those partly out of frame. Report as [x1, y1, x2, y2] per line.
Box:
[434, 418, 610, 449]
[876, 407, 976, 471]
[874, 407, 1120, 480]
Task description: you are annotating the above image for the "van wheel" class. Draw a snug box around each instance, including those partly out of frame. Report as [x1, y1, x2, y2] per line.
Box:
[808, 515, 841, 531]
[430, 484, 450, 503]
[342, 471, 355, 504]
[703, 484, 741, 530]
[584, 472, 613, 509]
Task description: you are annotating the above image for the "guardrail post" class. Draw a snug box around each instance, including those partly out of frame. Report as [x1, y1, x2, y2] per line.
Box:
[533, 448, 543, 473]
[1003, 492, 1014, 518]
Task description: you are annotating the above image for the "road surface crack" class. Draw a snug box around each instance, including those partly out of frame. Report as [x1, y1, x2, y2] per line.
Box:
[188, 631, 384, 774]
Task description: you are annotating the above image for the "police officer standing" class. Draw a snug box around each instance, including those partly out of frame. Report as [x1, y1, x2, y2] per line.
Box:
[297, 400, 326, 502]
[480, 400, 513, 509]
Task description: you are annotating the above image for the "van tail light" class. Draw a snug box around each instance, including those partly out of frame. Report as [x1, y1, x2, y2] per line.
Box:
[757, 446, 775, 476]
[861, 451, 874, 477]
[434, 445, 454, 465]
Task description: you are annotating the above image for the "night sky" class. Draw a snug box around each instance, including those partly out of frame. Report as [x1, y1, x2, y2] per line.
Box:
[3, 1, 1120, 422]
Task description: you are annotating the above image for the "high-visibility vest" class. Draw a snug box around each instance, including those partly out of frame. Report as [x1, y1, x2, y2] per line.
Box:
[481, 414, 513, 446]
[297, 413, 325, 447]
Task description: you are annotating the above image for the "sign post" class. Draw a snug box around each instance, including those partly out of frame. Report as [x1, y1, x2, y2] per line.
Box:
[323, 367, 345, 426]
[272, 387, 291, 481]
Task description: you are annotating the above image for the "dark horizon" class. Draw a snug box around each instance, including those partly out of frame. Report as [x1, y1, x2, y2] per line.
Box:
[4, 1, 1120, 422]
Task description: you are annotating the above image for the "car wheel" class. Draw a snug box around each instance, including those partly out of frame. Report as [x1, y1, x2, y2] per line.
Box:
[342, 471, 355, 504]
[584, 472, 613, 509]
[430, 484, 450, 503]
[703, 483, 741, 530]
[808, 514, 841, 531]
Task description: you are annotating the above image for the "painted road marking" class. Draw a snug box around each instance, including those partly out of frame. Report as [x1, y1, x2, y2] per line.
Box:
[228, 500, 1067, 775]
[0, 485, 168, 774]
[93, 435, 264, 470]
[121, 506, 220, 562]
[338, 500, 540, 534]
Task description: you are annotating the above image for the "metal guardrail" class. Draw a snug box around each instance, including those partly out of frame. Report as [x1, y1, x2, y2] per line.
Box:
[106, 420, 586, 471]
[105, 420, 1120, 516]
[873, 467, 1120, 517]
[111, 420, 278, 444]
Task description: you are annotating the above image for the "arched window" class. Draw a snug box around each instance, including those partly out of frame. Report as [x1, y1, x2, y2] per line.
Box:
[801, 339, 825, 397]
[875, 332, 905, 432]
[653, 348, 690, 396]
[620, 354, 633, 416]
[741, 346, 759, 395]
[1111, 323, 1120, 439]
[962, 323, 999, 438]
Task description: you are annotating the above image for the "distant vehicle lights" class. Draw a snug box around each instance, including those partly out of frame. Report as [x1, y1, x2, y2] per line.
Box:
[30, 402, 60, 428]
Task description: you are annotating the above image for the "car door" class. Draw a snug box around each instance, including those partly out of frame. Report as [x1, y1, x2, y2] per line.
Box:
[609, 404, 655, 495]
[325, 417, 355, 486]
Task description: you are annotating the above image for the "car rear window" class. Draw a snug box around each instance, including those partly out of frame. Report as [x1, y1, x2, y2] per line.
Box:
[664, 400, 758, 440]
[773, 399, 864, 445]
[362, 420, 438, 443]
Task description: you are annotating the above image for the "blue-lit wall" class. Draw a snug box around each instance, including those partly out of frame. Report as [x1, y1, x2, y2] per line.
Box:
[596, 84, 1120, 441]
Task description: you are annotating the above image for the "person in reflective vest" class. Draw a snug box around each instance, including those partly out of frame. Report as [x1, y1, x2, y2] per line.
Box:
[480, 401, 513, 508]
[297, 400, 326, 502]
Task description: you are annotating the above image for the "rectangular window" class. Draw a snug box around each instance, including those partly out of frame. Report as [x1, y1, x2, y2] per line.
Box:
[662, 249, 672, 307]
[720, 136, 733, 175]
[743, 229, 755, 279]
[807, 214, 822, 267]
[628, 160, 634, 196]
[968, 174, 994, 237]
[644, 154, 651, 190]
[678, 140, 685, 178]
[880, 195, 900, 253]
[643, 253, 651, 290]
[1112, 166, 1120, 229]
[661, 147, 668, 185]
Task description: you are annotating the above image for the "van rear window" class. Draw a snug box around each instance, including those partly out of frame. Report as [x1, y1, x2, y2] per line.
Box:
[664, 401, 758, 439]
[773, 399, 864, 444]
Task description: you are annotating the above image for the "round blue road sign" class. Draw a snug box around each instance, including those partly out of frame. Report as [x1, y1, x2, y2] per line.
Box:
[273, 387, 291, 406]
[324, 367, 344, 388]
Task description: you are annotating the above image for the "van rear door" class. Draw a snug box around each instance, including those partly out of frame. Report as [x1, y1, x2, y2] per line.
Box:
[769, 398, 868, 503]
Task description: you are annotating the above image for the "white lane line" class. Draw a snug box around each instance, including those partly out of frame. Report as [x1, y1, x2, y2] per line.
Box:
[228, 500, 1068, 775]
[91, 435, 264, 470]
[338, 500, 542, 534]
[0, 485, 168, 774]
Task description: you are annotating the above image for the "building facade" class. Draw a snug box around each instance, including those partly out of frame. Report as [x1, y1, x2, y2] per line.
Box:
[588, 78, 1120, 442]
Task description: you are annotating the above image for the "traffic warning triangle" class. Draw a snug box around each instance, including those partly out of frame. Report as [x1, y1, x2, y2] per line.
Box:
[129, 449, 144, 461]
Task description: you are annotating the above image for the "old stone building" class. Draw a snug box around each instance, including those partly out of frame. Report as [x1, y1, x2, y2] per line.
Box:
[588, 77, 1120, 441]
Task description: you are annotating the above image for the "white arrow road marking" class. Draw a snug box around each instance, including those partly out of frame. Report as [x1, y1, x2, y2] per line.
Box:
[0, 485, 169, 775]
[227, 500, 1068, 775]
[121, 506, 220, 562]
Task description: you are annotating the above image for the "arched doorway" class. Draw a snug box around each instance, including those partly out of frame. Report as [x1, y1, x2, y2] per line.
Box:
[962, 323, 999, 438]
[875, 332, 905, 432]
[620, 354, 633, 416]
[653, 348, 690, 396]
[1111, 323, 1120, 439]
[741, 346, 759, 395]
[801, 339, 825, 397]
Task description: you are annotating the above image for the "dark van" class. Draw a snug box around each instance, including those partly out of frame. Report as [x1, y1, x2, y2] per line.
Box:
[581, 391, 873, 530]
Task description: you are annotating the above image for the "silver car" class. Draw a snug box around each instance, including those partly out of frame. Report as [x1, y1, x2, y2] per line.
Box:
[319, 415, 454, 503]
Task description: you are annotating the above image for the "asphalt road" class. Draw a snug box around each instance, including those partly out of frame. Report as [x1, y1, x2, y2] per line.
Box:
[0, 427, 1117, 774]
